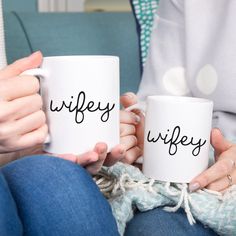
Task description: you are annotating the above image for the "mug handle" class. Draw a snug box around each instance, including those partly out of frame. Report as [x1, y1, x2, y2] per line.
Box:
[21, 68, 50, 144]
[125, 101, 146, 164]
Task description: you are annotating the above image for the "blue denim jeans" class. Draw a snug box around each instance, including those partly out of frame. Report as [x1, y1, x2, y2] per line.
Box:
[125, 208, 218, 236]
[0, 155, 119, 236]
[0, 155, 218, 236]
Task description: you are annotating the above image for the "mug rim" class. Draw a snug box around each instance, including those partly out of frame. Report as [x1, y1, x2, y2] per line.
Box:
[148, 95, 213, 104]
[43, 55, 119, 61]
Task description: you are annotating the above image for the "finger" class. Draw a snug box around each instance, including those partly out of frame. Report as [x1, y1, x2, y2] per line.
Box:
[207, 170, 236, 192]
[0, 51, 43, 80]
[120, 110, 140, 125]
[120, 92, 138, 108]
[135, 112, 145, 150]
[0, 94, 43, 122]
[0, 75, 40, 101]
[121, 146, 142, 164]
[120, 123, 136, 137]
[13, 124, 48, 151]
[86, 143, 108, 175]
[76, 151, 99, 166]
[14, 110, 46, 135]
[120, 135, 138, 152]
[0, 110, 46, 141]
[211, 128, 233, 160]
[104, 144, 125, 166]
[51, 153, 77, 163]
[189, 156, 236, 192]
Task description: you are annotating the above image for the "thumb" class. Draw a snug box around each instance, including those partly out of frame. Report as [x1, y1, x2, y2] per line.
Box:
[0, 51, 43, 80]
[211, 128, 232, 160]
[120, 92, 138, 109]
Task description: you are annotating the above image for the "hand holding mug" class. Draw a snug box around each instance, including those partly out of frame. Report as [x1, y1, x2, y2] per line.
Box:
[120, 92, 144, 164]
[29, 55, 123, 174]
[189, 128, 236, 192]
[59, 142, 125, 175]
[126, 95, 213, 183]
[0, 53, 124, 175]
[0, 51, 48, 153]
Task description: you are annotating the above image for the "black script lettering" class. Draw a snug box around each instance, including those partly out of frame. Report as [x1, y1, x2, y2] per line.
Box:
[147, 130, 167, 143]
[50, 91, 115, 124]
[192, 139, 206, 156]
[146, 126, 207, 157]
[167, 126, 180, 155]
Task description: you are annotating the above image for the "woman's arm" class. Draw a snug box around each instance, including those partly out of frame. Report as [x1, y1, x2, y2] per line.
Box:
[0, 52, 47, 155]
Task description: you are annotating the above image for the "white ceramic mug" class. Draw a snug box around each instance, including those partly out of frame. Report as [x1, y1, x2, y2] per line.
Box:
[25, 55, 120, 154]
[127, 95, 213, 183]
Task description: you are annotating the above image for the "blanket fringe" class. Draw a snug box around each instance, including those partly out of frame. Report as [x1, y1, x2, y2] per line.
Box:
[164, 183, 196, 225]
[93, 170, 219, 226]
[93, 169, 157, 198]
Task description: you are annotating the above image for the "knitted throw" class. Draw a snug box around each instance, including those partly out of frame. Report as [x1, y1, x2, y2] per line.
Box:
[94, 162, 236, 236]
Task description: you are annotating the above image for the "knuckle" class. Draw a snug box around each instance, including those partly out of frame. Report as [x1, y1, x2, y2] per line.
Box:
[34, 93, 43, 108]
[37, 110, 46, 123]
[121, 110, 130, 121]
[35, 130, 47, 144]
[206, 183, 215, 190]
[120, 124, 125, 135]
[22, 75, 40, 92]
[123, 111, 137, 124]
[130, 125, 136, 134]
[0, 80, 9, 100]
[31, 76, 40, 92]
[0, 126, 9, 139]
[119, 110, 125, 117]
[25, 75, 40, 92]
[218, 160, 230, 175]
[0, 104, 9, 122]
[120, 124, 136, 136]
[131, 135, 138, 146]
[123, 153, 133, 164]
[199, 174, 210, 187]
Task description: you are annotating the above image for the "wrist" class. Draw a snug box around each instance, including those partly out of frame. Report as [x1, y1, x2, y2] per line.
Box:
[0, 152, 20, 166]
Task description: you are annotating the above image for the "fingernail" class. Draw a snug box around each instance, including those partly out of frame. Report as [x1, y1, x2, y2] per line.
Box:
[99, 147, 106, 154]
[132, 113, 140, 124]
[28, 51, 41, 58]
[189, 182, 200, 192]
[135, 115, 141, 123]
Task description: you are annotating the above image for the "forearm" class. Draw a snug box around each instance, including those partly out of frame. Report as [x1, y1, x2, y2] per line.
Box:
[0, 152, 20, 166]
[0, 145, 43, 166]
